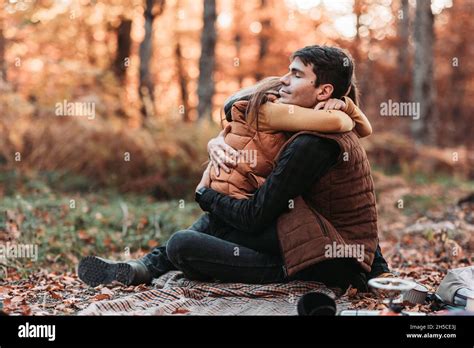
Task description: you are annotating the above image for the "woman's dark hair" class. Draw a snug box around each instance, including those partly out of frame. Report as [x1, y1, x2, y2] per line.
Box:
[346, 81, 359, 106]
[220, 77, 283, 167]
[291, 45, 359, 105]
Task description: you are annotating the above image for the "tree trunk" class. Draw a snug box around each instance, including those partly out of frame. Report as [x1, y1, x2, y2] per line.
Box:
[397, 0, 410, 102]
[175, 41, 190, 122]
[412, 0, 437, 145]
[255, 0, 271, 81]
[233, 0, 243, 88]
[139, 0, 165, 119]
[113, 18, 132, 82]
[174, 0, 190, 122]
[0, 18, 6, 82]
[234, 32, 243, 88]
[353, 0, 366, 103]
[197, 0, 217, 120]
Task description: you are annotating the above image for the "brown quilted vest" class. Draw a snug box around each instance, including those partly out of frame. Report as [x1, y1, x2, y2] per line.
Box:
[275, 130, 379, 276]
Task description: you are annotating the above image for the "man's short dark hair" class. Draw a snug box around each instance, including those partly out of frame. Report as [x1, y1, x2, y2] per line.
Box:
[291, 45, 354, 99]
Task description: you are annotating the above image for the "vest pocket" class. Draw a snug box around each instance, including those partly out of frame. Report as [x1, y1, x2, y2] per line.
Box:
[307, 204, 329, 237]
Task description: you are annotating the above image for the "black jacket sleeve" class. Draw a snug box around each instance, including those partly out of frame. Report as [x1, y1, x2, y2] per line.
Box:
[198, 134, 341, 234]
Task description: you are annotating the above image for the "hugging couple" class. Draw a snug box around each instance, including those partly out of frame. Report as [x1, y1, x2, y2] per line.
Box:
[78, 45, 392, 292]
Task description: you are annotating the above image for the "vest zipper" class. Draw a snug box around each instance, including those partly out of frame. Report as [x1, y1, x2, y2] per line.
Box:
[276, 229, 289, 279]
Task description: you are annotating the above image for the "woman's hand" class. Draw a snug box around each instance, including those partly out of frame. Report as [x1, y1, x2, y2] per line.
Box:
[207, 130, 238, 176]
[314, 98, 346, 111]
[265, 90, 280, 103]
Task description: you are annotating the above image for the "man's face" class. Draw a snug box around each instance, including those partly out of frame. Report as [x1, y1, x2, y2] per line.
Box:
[279, 57, 333, 108]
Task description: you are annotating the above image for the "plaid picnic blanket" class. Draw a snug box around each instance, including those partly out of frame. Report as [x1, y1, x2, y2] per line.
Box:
[78, 271, 350, 315]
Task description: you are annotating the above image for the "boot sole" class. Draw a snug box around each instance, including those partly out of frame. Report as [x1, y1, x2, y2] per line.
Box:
[78, 256, 134, 287]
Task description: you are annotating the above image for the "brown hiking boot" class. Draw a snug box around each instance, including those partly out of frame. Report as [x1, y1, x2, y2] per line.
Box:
[78, 256, 152, 287]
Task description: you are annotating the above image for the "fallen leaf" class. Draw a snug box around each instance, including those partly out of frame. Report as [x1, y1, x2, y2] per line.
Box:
[10, 296, 24, 304]
[100, 287, 114, 297]
[20, 305, 31, 315]
[147, 240, 159, 248]
[172, 308, 190, 314]
[50, 291, 62, 300]
[93, 293, 112, 301]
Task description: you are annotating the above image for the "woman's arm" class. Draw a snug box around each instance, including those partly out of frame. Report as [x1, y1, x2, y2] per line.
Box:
[197, 135, 340, 234]
[257, 97, 372, 138]
[257, 102, 355, 133]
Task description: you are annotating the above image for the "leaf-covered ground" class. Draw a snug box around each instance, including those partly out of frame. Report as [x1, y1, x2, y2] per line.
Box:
[1, 171, 473, 315]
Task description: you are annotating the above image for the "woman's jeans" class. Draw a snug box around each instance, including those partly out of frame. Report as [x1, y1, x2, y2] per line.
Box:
[139, 213, 367, 289]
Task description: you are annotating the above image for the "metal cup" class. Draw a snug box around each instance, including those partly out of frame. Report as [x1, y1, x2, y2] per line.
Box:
[403, 283, 429, 305]
[297, 292, 337, 316]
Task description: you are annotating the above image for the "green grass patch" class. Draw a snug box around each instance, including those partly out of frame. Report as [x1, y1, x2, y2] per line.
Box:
[0, 187, 203, 277]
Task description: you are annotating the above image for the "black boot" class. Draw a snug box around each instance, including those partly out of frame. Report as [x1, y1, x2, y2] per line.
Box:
[368, 244, 392, 280]
[78, 256, 152, 287]
[349, 272, 369, 293]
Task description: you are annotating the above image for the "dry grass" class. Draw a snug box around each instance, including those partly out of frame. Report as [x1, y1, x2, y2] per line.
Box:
[0, 89, 220, 199]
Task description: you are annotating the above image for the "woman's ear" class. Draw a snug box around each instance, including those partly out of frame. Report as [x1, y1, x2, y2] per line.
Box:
[316, 83, 334, 101]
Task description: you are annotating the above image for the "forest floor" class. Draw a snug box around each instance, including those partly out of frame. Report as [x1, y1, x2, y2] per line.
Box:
[1, 170, 473, 315]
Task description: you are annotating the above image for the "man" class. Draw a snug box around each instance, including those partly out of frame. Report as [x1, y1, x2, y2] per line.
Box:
[78, 45, 391, 291]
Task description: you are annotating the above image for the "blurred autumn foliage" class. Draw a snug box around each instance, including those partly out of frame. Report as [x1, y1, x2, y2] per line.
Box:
[0, 0, 473, 199]
[0, 0, 474, 315]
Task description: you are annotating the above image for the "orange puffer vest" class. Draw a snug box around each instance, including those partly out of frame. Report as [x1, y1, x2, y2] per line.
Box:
[209, 100, 289, 199]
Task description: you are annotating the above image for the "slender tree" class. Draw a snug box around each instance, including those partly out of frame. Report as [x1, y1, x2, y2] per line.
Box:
[412, 0, 437, 144]
[255, 0, 271, 81]
[233, 0, 244, 88]
[397, 0, 411, 102]
[197, 0, 217, 120]
[174, 0, 190, 122]
[139, 0, 166, 119]
[113, 17, 132, 82]
[0, 17, 6, 82]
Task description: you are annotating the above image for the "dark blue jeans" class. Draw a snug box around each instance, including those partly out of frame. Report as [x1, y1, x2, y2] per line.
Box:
[140, 213, 286, 283]
[140, 213, 366, 287]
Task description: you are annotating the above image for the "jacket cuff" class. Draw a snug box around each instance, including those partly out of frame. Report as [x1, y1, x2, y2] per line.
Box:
[198, 188, 217, 212]
[342, 96, 356, 116]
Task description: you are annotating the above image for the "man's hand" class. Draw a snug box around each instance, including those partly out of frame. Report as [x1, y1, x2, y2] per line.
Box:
[314, 98, 346, 111]
[207, 130, 238, 176]
[196, 163, 211, 192]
